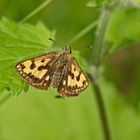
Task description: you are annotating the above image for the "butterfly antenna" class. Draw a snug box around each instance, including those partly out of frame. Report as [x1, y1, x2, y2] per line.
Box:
[48, 38, 70, 49]
[48, 38, 60, 46]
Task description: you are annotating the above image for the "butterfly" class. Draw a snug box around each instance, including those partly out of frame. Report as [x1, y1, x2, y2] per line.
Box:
[16, 46, 89, 97]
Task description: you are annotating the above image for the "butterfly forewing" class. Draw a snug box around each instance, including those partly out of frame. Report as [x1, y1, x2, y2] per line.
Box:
[16, 52, 56, 89]
[58, 57, 89, 97]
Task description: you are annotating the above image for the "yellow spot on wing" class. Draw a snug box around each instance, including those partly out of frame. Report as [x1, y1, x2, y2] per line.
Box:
[22, 60, 32, 74]
[63, 80, 66, 85]
[36, 69, 48, 79]
[68, 75, 71, 86]
[46, 76, 49, 81]
[71, 65, 79, 76]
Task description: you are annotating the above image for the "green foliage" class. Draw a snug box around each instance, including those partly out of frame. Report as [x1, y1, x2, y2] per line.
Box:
[0, 17, 55, 95]
[87, 0, 111, 7]
[1, 79, 140, 140]
[0, 0, 140, 140]
[120, 0, 140, 8]
[1, 86, 104, 140]
[0, 17, 89, 95]
[100, 78, 140, 140]
[105, 7, 140, 51]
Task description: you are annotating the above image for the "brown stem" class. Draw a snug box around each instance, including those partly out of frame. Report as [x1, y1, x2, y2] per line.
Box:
[88, 71, 112, 140]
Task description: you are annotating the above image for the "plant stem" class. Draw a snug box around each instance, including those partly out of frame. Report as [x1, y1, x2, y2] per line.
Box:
[92, 8, 111, 68]
[90, 69, 112, 140]
[69, 20, 97, 43]
[94, 81, 111, 140]
[91, 7, 112, 140]
[20, 0, 53, 23]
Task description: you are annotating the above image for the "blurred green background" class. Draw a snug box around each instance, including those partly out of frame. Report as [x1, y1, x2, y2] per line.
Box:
[0, 0, 140, 140]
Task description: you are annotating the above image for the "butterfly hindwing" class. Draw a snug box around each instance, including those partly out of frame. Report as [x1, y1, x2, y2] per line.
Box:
[58, 57, 88, 97]
[16, 52, 56, 89]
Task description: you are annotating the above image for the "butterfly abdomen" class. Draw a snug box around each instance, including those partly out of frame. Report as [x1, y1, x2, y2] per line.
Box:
[50, 70, 63, 88]
[50, 55, 68, 88]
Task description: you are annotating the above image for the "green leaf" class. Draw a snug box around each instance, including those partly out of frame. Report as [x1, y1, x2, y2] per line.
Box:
[0, 17, 55, 95]
[105, 8, 140, 52]
[87, 0, 111, 7]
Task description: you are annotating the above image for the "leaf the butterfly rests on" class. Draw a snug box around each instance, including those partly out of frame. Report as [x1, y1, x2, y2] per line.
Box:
[16, 46, 89, 97]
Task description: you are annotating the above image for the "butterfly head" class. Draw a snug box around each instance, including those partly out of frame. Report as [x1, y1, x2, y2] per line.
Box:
[62, 46, 72, 54]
